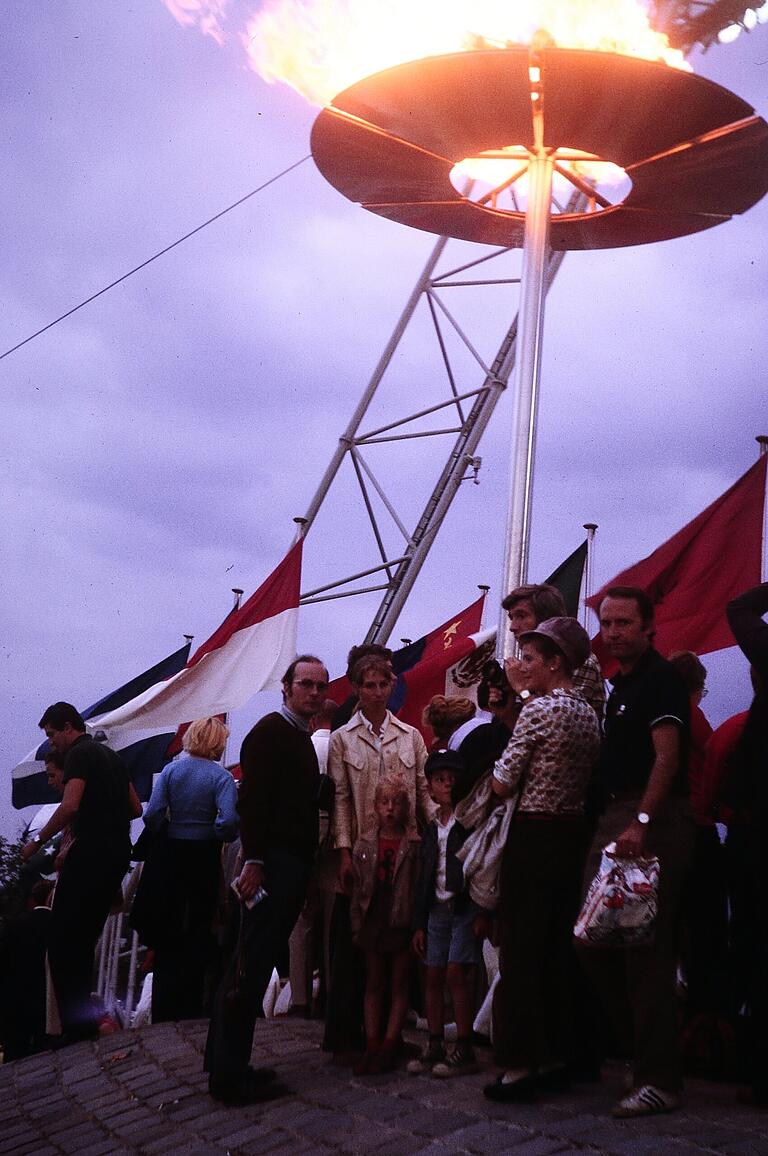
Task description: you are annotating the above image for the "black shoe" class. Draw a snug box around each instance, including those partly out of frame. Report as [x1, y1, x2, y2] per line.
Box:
[245, 1066, 278, 1086]
[208, 1075, 290, 1105]
[483, 1073, 538, 1102]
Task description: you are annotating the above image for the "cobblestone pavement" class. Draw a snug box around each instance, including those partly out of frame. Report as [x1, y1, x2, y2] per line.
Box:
[3, 1019, 768, 1155]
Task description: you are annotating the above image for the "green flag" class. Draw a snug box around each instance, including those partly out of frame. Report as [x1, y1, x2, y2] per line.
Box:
[546, 540, 588, 618]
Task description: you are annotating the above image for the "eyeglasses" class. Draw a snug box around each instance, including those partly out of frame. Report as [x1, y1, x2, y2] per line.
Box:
[294, 678, 328, 691]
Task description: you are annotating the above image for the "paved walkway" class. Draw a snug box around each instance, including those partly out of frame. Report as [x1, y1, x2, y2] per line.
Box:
[3, 1019, 768, 1155]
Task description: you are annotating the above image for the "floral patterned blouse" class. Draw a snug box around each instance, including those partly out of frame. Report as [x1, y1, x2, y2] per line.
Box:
[492, 688, 601, 816]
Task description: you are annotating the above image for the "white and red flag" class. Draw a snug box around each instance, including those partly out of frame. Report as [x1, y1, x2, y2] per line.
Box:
[91, 540, 303, 744]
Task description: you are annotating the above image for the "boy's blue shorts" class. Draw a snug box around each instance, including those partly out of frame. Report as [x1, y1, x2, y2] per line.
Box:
[425, 899, 482, 967]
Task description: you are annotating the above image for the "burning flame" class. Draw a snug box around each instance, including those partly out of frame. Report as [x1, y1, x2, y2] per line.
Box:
[161, 0, 230, 46]
[244, 0, 689, 107]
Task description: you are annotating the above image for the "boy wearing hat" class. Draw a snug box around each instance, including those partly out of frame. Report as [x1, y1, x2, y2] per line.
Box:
[409, 749, 486, 1078]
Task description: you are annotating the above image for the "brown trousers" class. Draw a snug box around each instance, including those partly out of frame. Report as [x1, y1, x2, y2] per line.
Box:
[577, 795, 695, 1092]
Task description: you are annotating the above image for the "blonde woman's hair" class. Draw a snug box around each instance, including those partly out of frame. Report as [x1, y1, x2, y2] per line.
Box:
[182, 716, 230, 760]
[422, 695, 476, 740]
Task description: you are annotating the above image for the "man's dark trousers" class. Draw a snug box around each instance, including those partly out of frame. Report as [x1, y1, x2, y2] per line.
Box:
[205, 849, 311, 1083]
[48, 839, 128, 1036]
[577, 796, 695, 1092]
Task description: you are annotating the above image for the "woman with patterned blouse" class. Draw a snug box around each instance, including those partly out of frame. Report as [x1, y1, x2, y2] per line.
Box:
[483, 617, 601, 1102]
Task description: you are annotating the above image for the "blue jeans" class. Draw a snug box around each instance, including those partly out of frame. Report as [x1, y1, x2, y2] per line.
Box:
[426, 899, 482, 967]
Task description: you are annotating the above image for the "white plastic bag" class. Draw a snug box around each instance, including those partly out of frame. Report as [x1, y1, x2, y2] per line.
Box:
[574, 842, 660, 947]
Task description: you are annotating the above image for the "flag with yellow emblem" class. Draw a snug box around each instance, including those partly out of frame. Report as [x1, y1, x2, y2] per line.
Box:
[388, 594, 487, 732]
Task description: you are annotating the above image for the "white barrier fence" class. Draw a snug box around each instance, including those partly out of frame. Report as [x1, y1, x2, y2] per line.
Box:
[95, 911, 143, 1027]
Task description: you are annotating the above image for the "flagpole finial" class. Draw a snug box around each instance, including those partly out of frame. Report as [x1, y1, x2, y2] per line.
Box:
[400, 638, 412, 647]
[756, 436, 768, 457]
[183, 634, 194, 643]
[583, 523, 598, 532]
[477, 584, 490, 593]
[231, 588, 244, 611]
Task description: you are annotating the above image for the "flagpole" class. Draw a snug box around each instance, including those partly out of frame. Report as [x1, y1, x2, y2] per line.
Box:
[498, 59, 553, 662]
[758, 435, 768, 583]
[582, 523, 598, 629]
[220, 594, 243, 771]
[478, 584, 490, 630]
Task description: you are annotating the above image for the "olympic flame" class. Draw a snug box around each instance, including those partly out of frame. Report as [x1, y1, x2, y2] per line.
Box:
[244, 0, 689, 107]
[161, 0, 229, 46]
[162, 1, 689, 107]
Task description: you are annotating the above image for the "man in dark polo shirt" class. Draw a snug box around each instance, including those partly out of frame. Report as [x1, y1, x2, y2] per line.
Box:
[579, 587, 695, 1118]
[22, 702, 141, 1040]
[204, 654, 327, 1105]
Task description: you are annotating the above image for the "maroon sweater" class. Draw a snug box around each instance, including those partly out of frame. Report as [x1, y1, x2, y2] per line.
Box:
[237, 712, 319, 864]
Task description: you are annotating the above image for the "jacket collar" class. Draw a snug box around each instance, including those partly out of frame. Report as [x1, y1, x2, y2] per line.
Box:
[343, 708, 411, 747]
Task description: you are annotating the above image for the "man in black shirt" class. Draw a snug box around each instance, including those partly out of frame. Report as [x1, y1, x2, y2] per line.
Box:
[22, 702, 141, 1040]
[579, 587, 695, 1118]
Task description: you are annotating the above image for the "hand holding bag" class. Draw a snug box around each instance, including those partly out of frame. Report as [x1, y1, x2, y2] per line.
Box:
[574, 842, 660, 947]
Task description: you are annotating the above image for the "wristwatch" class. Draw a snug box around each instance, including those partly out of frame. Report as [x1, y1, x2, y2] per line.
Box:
[636, 812, 650, 826]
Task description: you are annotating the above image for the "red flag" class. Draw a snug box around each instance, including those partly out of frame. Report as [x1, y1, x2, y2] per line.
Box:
[392, 596, 486, 732]
[587, 456, 767, 659]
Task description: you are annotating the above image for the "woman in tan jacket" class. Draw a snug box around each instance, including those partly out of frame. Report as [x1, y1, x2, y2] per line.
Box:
[331, 658, 431, 887]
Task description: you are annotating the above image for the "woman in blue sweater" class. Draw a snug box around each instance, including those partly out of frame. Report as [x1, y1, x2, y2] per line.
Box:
[143, 716, 238, 1022]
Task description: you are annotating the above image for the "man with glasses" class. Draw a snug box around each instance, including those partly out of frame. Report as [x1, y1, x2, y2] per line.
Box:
[205, 654, 329, 1105]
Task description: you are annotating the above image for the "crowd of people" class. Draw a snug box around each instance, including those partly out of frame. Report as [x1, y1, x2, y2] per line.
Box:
[2, 577, 767, 1124]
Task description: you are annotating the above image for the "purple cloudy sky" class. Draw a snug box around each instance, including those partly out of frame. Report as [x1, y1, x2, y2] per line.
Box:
[2, 3, 766, 834]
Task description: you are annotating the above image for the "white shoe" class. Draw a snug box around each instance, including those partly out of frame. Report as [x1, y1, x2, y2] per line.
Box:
[406, 1041, 445, 1074]
[431, 1047, 479, 1079]
[613, 1084, 680, 1118]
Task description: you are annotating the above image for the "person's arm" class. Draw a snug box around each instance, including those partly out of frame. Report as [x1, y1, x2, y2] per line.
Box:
[614, 723, 680, 857]
[214, 771, 239, 842]
[235, 725, 276, 899]
[413, 732, 435, 826]
[503, 656, 527, 695]
[411, 829, 433, 945]
[727, 581, 768, 673]
[21, 778, 85, 861]
[328, 732, 354, 891]
[127, 781, 143, 819]
[143, 769, 169, 831]
[491, 706, 538, 798]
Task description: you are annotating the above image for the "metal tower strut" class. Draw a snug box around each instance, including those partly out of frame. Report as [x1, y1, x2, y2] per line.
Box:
[298, 228, 571, 645]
